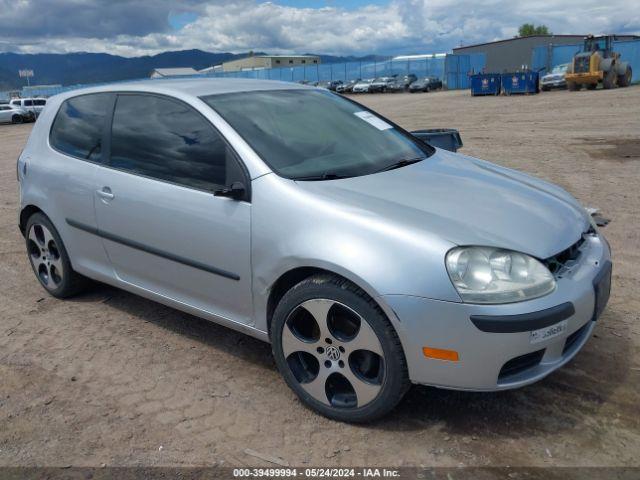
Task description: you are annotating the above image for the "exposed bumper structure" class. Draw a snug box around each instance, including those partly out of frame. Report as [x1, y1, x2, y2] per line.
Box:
[382, 233, 611, 391]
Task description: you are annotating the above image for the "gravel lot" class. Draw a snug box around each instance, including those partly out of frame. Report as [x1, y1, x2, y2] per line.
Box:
[1, 86, 639, 468]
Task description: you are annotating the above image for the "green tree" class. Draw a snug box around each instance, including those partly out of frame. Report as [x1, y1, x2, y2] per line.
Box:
[518, 24, 551, 37]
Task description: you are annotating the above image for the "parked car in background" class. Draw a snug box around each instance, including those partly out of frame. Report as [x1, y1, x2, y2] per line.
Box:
[409, 77, 443, 93]
[10, 97, 47, 117]
[403, 74, 418, 89]
[369, 76, 396, 93]
[330, 80, 344, 92]
[386, 74, 419, 92]
[18, 78, 611, 422]
[0, 104, 34, 124]
[317, 80, 343, 91]
[540, 64, 569, 91]
[336, 79, 361, 93]
[386, 78, 407, 93]
[351, 78, 374, 93]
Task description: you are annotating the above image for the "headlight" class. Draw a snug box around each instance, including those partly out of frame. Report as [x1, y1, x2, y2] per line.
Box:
[446, 247, 556, 304]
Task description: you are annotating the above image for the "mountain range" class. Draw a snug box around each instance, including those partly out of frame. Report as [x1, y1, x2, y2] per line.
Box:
[0, 50, 383, 90]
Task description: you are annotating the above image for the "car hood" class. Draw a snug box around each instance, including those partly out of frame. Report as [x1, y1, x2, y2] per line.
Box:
[542, 73, 564, 81]
[295, 149, 589, 259]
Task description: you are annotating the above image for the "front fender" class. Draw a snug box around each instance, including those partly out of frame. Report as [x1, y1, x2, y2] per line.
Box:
[250, 174, 461, 332]
[615, 61, 629, 76]
[600, 57, 614, 73]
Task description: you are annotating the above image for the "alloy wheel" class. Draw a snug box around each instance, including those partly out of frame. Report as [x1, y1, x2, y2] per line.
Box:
[27, 223, 64, 290]
[282, 298, 385, 408]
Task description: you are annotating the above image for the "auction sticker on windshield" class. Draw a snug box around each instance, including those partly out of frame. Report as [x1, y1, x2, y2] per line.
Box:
[354, 111, 393, 130]
[530, 320, 568, 344]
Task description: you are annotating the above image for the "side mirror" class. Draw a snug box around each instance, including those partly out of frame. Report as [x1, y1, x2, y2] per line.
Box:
[411, 129, 463, 152]
[214, 181, 246, 201]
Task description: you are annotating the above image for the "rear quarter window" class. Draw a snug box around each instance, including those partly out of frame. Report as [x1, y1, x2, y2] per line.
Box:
[50, 93, 111, 162]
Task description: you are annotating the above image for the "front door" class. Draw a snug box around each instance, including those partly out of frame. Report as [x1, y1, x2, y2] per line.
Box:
[94, 93, 253, 324]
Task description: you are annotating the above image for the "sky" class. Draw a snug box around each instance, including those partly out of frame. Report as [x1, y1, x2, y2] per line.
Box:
[0, 0, 638, 57]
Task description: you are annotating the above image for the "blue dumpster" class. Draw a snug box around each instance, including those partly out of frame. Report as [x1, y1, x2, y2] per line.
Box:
[470, 73, 501, 96]
[501, 71, 539, 95]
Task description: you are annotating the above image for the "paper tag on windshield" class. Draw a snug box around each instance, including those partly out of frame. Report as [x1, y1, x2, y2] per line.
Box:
[354, 111, 393, 130]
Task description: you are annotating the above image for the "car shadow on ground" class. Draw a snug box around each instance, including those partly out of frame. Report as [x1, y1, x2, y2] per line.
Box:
[70, 283, 634, 439]
[70, 283, 275, 370]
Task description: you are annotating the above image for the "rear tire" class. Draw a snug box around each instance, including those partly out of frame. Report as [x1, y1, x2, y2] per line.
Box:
[11, 114, 23, 124]
[618, 66, 632, 87]
[25, 213, 90, 298]
[270, 274, 410, 422]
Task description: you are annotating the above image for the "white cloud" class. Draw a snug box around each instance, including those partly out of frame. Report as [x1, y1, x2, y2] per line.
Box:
[1, 0, 639, 56]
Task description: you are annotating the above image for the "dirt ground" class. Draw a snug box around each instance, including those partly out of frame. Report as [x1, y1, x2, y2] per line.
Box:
[1, 86, 639, 468]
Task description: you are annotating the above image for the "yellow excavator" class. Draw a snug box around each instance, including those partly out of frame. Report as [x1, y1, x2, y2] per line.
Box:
[565, 35, 632, 90]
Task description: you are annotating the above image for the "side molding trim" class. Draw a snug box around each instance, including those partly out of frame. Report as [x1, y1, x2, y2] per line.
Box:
[65, 218, 241, 281]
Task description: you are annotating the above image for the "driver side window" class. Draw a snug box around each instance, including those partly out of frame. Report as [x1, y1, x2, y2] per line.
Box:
[109, 94, 244, 192]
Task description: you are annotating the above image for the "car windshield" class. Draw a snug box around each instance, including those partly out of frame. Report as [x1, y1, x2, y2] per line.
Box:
[202, 89, 432, 180]
[552, 65, 568, 74]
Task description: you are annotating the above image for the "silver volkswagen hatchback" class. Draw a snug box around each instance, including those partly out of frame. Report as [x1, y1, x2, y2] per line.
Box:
[18, 79, 611, 422]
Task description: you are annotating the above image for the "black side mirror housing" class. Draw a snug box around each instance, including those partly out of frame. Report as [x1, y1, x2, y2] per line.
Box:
[214, 181, 246, 200]
[411, 129, 463, 152]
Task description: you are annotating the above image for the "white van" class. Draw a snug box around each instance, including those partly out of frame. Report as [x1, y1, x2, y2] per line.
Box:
[10, 98, 47, 117]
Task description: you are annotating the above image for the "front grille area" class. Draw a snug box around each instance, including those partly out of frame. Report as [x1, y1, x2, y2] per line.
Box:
[575, 57, 590, 73]
[543, 233, 591, 276]
[498, 349, 545, 381]
[563, 323, 589, 355]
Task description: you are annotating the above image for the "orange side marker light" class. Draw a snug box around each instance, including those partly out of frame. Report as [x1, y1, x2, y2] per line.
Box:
[422, 346, 459, 362]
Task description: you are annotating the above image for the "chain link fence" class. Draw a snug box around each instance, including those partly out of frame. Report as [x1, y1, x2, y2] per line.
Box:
[1, 53, 486, 101]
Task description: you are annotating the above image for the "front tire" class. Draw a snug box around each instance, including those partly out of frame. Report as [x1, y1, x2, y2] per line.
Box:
[603, 69, 616, 89]
[271, 274, 410, 422]
[11, 114, 23, 124]
[25, 213, 89, 298]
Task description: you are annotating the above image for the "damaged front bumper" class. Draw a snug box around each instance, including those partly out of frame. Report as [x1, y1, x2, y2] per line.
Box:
[381, 232, 611, 391]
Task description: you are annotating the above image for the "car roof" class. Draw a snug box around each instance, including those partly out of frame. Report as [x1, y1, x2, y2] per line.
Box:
[55, 77, 309, 102]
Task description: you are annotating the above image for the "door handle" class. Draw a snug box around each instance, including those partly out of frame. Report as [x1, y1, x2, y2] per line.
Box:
[97, 187, 114, 200]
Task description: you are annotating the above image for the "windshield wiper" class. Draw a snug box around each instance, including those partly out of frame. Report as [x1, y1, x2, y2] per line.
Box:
[373, 157, 424, 173]
[293, 172, 350, 181]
